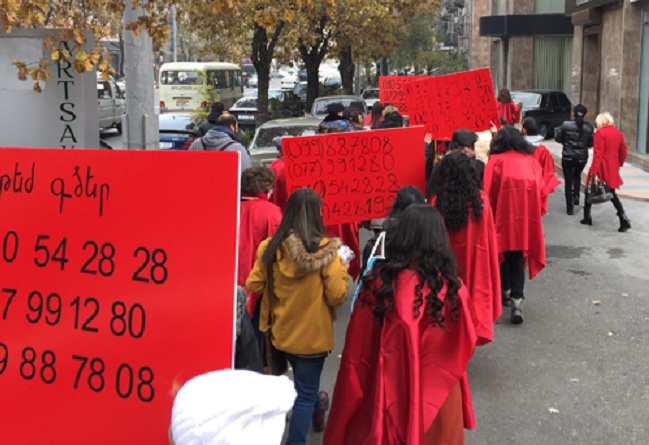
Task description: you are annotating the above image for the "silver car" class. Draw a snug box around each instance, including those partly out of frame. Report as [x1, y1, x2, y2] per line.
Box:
[310, 95, 368, 118]
[249, 116, 321, 166]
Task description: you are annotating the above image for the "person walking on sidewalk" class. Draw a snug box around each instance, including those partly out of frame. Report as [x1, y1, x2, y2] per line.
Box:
[555, 104, 594, 215]
[246, 188, 349, 445]
[484, 126, 546, 324]
[522, 118, 561, 216]
[581, 112, 631, 232]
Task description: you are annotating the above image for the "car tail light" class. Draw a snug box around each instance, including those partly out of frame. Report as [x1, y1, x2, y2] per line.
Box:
[160, 101, 165, 108]
[201, 101, 207, 108]
[181, 137, 195, 149]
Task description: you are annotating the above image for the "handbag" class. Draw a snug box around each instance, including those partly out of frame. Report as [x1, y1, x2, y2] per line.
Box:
[262, 263, 288, 376]
[586, 175, 613, 205]
[350, 231, 385, 313]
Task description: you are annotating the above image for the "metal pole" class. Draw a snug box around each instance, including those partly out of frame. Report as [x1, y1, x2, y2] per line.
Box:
[171, 5, 177, 62]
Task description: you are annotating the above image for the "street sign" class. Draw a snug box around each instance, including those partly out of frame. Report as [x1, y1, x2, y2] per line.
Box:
[0, 148, 240, 444]
[283, 127, 426, 225]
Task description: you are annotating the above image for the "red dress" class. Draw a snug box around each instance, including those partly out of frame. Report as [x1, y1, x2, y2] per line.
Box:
[268, 158, 288, 211]
[431, 190, 501, 346]
[496, 101, 520, 126]
[238, 194, 282, 315]
[324, 271, 477, 445]
[534, 144, 561, 216]
[588, 125, 627, 190]
[326, 223, 361, 280]
[484, 151, 546, 279]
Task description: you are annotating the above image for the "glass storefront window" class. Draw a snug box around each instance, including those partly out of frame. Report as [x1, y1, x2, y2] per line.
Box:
[535, 0, 564, 13]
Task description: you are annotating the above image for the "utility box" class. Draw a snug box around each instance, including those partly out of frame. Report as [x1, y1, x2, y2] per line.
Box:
[0, 29, 99, 149]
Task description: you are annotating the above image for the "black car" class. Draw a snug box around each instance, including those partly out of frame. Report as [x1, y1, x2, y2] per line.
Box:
[511, 90, 572, 139]
[229, 91, 305, 131]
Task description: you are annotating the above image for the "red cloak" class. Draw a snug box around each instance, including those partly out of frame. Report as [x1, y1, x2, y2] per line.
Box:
[269, 158, 288, 211]
[588, 125, 627, 190]
[431, 190, 501, 346]
[238, 195, 282, 315]
[483, 151, 546, 279]
[534, 144, 561, 216]
[496, 101, 520, 126]
[324, 271, 477, 445]
[326, 222, 361, 280]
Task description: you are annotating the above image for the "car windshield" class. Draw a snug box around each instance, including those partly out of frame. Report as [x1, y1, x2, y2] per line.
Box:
[253, 126, 318, 148]
[362, 89, 379, 99]
[233, 98, 258, 108]
[312, 98, 366, 116]
[511, 92, 541, 108]
[159, 114, 196, 132]
[253, 90, 282, 100]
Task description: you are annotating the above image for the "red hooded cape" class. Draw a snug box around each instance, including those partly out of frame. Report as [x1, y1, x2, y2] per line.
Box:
[484, 151, 546, 279]
[326, 222, 361, 280]
[324, 271, 477, 445]
[268, 157, 288, 211]
[534, 144, 561, 216]
[496, 101, 520, 126]
[238, 195, 282, 316]
[432, 190, 502, 345]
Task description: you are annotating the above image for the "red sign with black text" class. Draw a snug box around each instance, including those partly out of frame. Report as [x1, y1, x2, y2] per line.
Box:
[283, 127, 426, 225]
[379, 76, 426, 114]
[404, 68, 499, 140]
[0, 148, 240, 444]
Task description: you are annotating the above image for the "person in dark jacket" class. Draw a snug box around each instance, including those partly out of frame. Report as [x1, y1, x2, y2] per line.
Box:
[188, 113, 252, 175]
[555, 104, 594, 215]
[377, 111, 404, 129]
[195, 102, 225, 137]
[318, 103, 351, 133]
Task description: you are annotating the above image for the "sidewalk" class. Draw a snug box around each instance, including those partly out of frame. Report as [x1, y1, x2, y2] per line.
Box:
[545, 140, 649, 203]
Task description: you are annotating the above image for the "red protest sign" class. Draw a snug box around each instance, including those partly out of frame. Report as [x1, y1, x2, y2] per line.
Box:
[379, 76, 426, 114]
[0, 148, 240, 444]
[283, 127, 426, 225]
[404, 68, 499, 140]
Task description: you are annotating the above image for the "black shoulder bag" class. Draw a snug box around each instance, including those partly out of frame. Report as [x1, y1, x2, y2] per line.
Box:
[262, 263, 288, 376]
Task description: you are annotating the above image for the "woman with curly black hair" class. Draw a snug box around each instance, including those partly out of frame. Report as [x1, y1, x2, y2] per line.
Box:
[325, 204, 478, 445]
[431, 151, 501, 346]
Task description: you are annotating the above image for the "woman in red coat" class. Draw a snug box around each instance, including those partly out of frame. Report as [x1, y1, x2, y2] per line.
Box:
[581, 112, 631, 232]
[496, 88, 522, 126]
[484, 126, 545, 324]
[325, 205, 477, 445]
[430, 151, 501, 345]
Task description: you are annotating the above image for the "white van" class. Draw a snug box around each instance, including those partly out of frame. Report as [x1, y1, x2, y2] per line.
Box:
[158, 62, 243, 112]
[97, 74, 125, 133]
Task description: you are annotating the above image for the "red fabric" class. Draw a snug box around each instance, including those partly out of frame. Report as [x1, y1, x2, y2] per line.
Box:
[324, 271, 477, 445]
[269, 158, 288, 211]
[534, 144, 561, 216]
[496, 101, 520, 126]
[588, 125, 627, 190]
[239, 195, 282, 316]
[326, 222, 361, 280]
[484, 151, 546, 280]
[431, 191, 502, 346]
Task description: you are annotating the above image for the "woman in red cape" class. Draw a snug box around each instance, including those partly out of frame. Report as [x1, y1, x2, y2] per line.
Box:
[430, 151, 501, 345]
[324, 205, 477, 445]
[496, 88, 521, 126]
[484, 126, 545, 324]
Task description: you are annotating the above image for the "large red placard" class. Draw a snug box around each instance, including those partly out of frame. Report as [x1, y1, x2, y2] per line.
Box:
[379, 76, 426, 114]
[404, 68, 499, 140]
[0, 148, 240, 444]
[283, 127, 426, 225]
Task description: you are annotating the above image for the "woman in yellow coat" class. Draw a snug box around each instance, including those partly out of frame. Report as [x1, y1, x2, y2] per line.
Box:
[246, 188, 349, 445]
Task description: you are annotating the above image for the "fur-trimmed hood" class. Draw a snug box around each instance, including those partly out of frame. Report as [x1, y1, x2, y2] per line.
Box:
[279, 233, 342, 277]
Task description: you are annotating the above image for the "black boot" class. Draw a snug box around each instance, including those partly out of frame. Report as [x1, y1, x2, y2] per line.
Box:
[580, 206, 592, 225]
[566, 202, 574, 216]
[573, 191, 580, 206]
[618, 212, 631, 232]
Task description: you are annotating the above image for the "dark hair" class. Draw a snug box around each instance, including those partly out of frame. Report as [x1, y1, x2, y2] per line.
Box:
[262, 188, 326, 266]
[573, 104, 587, 135]
[449, 129, 477, 151]
[342, 109, 351, 120]
[210, 102, 224, 114]
[433, 151, 483, 231]
[522, 117, 538, 136]
[215, 113, 238, 128]
[361, 205, 460, 326]
[350, 110, 363, 124]
[370, 103, 385, 129]
[318, 124, 344, 134]
[497, 88, 512, 103]
[382, 111, 403, 128]
[489, 125, 534, 155]
[241, 166, 276, 195]
[383, 186, 425, 233]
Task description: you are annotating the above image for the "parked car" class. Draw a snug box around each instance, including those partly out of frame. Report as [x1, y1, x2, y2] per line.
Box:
[294, 81, 307, 105]
[249, 116, 321, 166]
[230, 91, 305, 132]
[321, 75, 342, 93]
[248, 74, 259, 88]
[361, 88, 380, 110]
[158, 113, 198, 150]
[97, 74, 125, 134]
[297, 70, 307, 81]
[511, 90, 572, 139]
[311, 95, 368, 118]
[281, 74, 299, 89]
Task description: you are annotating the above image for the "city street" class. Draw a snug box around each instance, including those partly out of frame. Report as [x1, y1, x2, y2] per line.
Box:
[305, 186, 649, 445]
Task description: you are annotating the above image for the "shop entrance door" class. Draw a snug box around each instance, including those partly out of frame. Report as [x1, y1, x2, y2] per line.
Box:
[581, 26, 601, 119]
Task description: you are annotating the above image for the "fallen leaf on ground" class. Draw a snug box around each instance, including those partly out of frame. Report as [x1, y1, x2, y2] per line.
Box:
[569, 378, 579, 382]
[592, 300, 601, 305]
[607, 331, 615, 337]
[622, 293, 629, 297]
[337, 355, 342, 359]
[548, 408, 560, 414]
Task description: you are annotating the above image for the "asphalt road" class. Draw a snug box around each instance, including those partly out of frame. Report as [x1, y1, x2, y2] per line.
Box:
[303, 187, 649, 445]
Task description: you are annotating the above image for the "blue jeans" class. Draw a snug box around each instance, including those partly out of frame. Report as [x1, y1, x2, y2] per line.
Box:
[285, 354, 326, 445]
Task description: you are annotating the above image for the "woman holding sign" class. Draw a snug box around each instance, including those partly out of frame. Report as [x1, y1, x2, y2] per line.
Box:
[246, 188, 349, 445]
